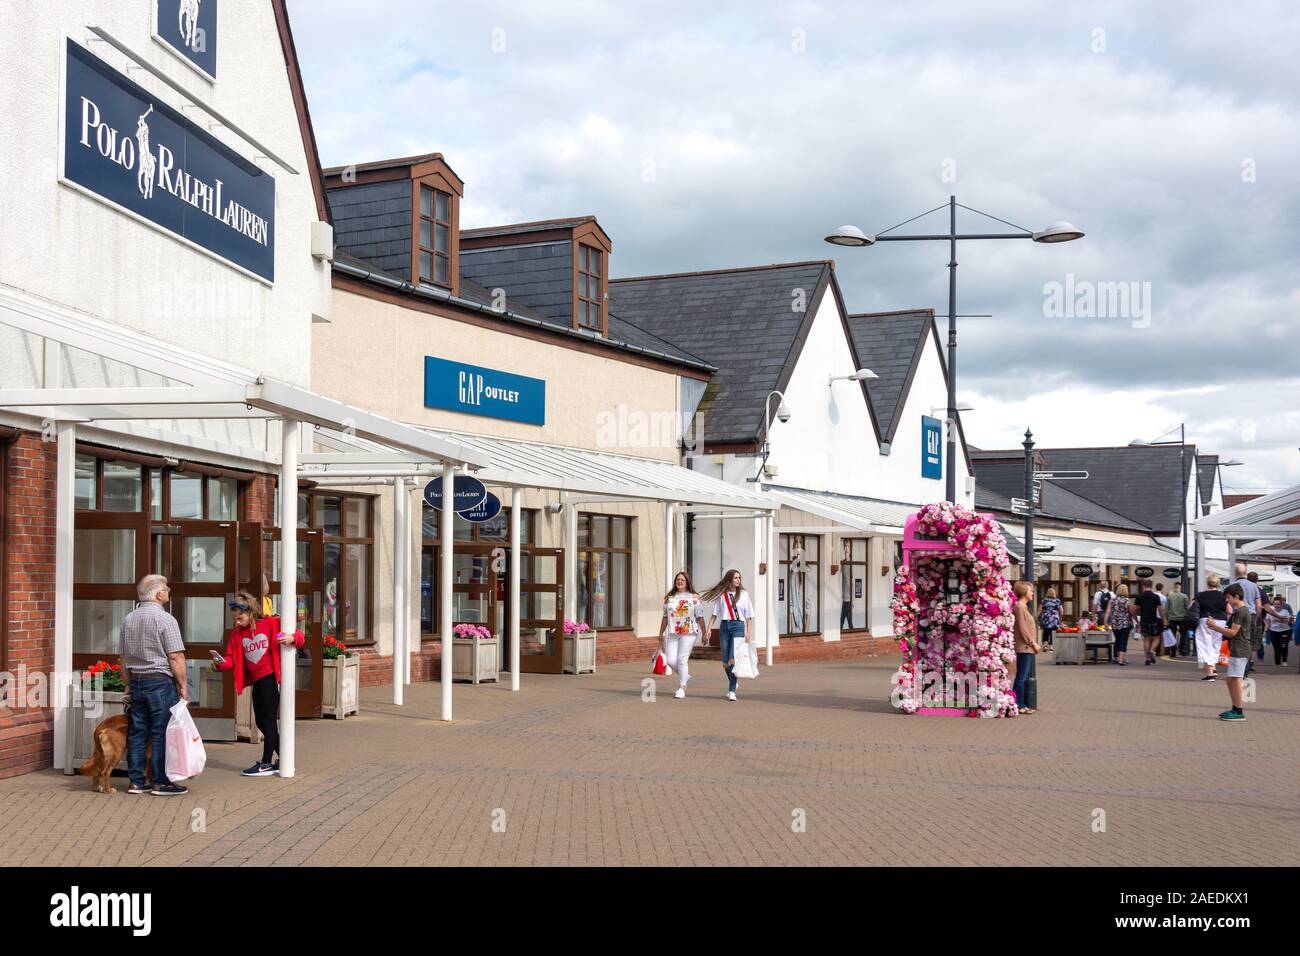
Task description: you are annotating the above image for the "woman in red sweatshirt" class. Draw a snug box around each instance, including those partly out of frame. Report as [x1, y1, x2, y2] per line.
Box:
[211, 589, 304, 777]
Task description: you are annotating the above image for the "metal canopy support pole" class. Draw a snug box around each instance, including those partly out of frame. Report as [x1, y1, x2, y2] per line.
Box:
[664, 502, 676, 588]
[392, 476, 405, 706]
[278, 420, 300, 778]
[53, 422, 76, 772]
[1180, 425, 1189, 593]
[402, 479, 413, 686]
[1023, 429, 1035, 588]
[509, 488, 521, 692]
[563, 502, 578, 623]
[440, 462, 455, 721]
[766, 513, 777, 666]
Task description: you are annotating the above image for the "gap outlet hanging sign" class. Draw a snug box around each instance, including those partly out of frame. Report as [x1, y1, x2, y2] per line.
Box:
[154, 0, 219, 80]
[61, 39, 275, 282]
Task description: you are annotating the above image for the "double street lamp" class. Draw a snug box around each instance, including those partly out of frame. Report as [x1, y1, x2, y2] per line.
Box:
[826, 195, 1084, 502]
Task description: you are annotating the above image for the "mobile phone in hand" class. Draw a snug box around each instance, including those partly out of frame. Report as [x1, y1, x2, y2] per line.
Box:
[208, 650, 225, 665]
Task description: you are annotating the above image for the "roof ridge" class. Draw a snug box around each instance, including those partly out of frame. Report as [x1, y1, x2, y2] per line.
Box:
[847, 308, 937, 318]
[323, 152, 443, 175]
[461, 216, 597, 234]
[611, 260, 833, 283]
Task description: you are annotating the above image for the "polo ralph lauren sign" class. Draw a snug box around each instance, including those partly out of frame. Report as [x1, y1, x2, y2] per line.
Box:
[61, 39, 275, 282]
[154, 0, 219, 80]
[424, 356, 545, 426]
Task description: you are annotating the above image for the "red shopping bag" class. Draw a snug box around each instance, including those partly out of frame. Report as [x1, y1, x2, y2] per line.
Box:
[1218, 639, 1231, 668]
[651, 651, 666, 675]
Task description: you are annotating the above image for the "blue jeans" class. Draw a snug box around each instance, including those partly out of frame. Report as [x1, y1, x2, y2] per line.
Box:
[1013, 652, 1035, 708]
[719, 620, 746, 693]
[127, 675, 178, 788]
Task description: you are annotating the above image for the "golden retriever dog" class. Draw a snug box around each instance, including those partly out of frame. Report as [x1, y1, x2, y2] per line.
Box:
[79, 714, 151, 794]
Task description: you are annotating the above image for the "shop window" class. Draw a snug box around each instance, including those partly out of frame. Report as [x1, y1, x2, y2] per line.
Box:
[778, 533, 820, 636]
[421, 504, 536, 636]
[419, 184, 452, 288]
[576, 513, 631, 629]
[308, 493, 374, 645]
[75, 454, 97, 509]
[102, 461, 142, 512]
[577, 244, 604, 332]
[838, 537, 870, 632]
[170, 473, 204, 519]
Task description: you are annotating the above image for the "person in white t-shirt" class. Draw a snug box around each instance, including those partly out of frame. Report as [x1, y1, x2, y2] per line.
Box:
[658, 571, 707, 698]
[703, 569, 756, 701]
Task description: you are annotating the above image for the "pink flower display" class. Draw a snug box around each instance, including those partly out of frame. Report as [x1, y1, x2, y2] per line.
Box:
[890, 502, 1018, 717]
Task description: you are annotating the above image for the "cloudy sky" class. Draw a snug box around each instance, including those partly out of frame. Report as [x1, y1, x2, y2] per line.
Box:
[290, 0, 1300, 495]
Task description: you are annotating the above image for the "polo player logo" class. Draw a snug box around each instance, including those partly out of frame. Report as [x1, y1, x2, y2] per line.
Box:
[178, 0, 202, 52]
[135, 106, 155, 199]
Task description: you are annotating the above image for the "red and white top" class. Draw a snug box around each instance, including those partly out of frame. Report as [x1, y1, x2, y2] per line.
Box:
[712, 590, 754, 622]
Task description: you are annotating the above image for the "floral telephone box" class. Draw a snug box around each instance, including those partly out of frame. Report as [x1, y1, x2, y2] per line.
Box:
[890, 503, 1018, 717]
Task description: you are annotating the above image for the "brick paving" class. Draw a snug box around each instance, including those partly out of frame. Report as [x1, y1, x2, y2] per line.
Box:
[2, 653, 1298, 866]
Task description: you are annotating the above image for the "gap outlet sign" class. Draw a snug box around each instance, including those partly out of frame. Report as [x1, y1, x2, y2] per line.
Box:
[154, 0, 219, 80]
[424, 356, 545, 426]
[921, 415, 943, 480]
[61, 39, 275, 282]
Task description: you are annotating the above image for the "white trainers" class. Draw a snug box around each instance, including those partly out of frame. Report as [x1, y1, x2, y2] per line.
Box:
[674, 686, 686, 699]
[664, 665, 673, 676]
[726, 691, 737, 701]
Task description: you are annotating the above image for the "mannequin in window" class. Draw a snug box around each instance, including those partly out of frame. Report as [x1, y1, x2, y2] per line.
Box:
[840, 540, 853, 629]
[789, 536, 806, 632]
[324, 579, 338, 634]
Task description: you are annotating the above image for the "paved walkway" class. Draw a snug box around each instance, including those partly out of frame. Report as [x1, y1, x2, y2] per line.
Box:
[3, 653, 1298, 866]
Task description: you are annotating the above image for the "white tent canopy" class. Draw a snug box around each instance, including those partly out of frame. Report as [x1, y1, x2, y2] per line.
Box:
[1190, 481, 1300, 587]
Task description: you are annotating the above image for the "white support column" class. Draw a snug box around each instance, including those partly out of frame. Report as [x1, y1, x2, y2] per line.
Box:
[278, 420, 300, 778]
[440, 463, 455, 721]
[52, 422, 76, 772]
[766, 514, 777, 666]
[1227, 538, 1237, 574]
[402, 478, 413, 686]
[510, 488, 521, 691]
[1195, 532, 1207, 591]
[664, 502, 676, 588]
[563, 501, 578, 623]
[392, 476, 405, 706]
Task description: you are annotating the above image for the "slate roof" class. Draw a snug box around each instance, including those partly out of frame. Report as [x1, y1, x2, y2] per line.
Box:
[459, 240, 574, 324]
[326, 180, 413, 279]
[976, 445, 1196, 534]
[844, 310, 933, 442]
[973, 460, 1151, 531]
[608, 262, 835, 444]
[461, 217, 597, 240]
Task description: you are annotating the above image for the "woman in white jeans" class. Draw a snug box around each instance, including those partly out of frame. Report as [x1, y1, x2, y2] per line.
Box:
[658, 570, 706, 699]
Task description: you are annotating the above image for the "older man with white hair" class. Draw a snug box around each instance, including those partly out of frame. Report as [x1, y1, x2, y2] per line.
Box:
[120, 574, 189, 796]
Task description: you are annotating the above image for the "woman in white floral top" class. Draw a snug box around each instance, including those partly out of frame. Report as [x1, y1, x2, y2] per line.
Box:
[658, 570, 706, 699]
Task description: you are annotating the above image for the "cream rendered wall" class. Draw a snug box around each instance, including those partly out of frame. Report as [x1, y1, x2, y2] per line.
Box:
[0, 1, 329, 452]
[314, 289, 683, 463]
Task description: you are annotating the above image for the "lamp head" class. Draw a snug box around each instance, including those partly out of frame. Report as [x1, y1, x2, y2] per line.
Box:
[823, 225, 876, 247]
[849, 368, 878, 382]
[1031, 221, 1085, 243]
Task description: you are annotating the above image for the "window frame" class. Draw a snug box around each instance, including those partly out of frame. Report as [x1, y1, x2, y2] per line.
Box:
[576, 512, 632, 630]
[838, 536, 871, 633]
[302, 491, 377, 647]
[420, 506, 537, 638]
[576, 242, 605, 334]
[779, 533, 821, 637]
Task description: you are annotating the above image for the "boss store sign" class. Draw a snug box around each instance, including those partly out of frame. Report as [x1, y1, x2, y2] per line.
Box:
[61, 39, 275, 282]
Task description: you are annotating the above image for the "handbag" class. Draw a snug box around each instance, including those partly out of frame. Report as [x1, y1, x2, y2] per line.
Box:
[651, 651, 666, 676]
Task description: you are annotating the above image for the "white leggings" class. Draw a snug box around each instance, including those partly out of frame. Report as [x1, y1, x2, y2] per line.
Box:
[664, 633, 696, 686]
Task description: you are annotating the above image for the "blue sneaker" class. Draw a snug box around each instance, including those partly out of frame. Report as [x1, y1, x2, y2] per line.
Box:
[241, 762, 275, 777]
[1219, 710, 1246, 721]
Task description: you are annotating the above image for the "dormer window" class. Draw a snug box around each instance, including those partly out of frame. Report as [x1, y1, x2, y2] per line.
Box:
[419, 185, 451, 287]
[577, 244, 603, 331]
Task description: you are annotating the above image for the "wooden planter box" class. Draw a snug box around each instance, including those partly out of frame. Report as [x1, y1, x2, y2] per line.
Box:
[1052, 634, 1085, 665]
[322, 655, 361, 718]
[563, 630, 597, 674]
[63, 688, 127, 775]
[452, 636, 499, 684]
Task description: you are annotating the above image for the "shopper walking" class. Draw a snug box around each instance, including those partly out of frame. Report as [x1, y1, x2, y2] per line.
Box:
[1037, 587, 1062, 648]
[211, 589, 304, 776]
[1012, 581, 1041, 713]
[1263, 593, 1293, 666]
[1103, 584, 1134, 665]
[1134, 580, 1164, 665]
[703, 569, 755, 701]
[1194, 573, 1229, 681]
[1165, 580, 1191, 659]
[1093, 581, 1114, 624]
[657, 571, 706, 699]
[120, 574, 190, 796]
[1205, 584, 1252, 720]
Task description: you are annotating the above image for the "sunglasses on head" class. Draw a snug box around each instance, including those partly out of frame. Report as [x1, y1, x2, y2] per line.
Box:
[228, 602, 251, 613]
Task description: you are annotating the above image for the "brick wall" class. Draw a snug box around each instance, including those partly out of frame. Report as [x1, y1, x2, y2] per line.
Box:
[0, 432, 57, 778]
[357, 642, 443, 687]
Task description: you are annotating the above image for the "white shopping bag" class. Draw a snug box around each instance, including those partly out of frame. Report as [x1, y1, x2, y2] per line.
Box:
[164, 699, 207, 781]
[732, 641, 759, 680]
[1162, 628, 1177, 648]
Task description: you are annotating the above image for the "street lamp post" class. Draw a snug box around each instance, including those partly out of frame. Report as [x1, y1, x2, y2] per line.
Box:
[826, 195, 1083, 503]
[1130, 425, 1193, 592]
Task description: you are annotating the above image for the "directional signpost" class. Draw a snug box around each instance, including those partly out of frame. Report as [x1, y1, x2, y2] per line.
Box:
[1033, 470, 1089, 481]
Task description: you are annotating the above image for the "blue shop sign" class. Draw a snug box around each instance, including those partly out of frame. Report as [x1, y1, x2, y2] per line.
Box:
[61, 39, 275, 283]
[424, 356, 545, 426]
[461, 492, 503, 524]
[424, 475, 489, 513]
[154, 0, 219, 80]
[921, 415, 943, 480]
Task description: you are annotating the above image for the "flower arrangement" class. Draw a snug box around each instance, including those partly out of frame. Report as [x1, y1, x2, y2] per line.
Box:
[80, 661, 125, 693]
[562, 620, 591, 635]
[891, 503, 1018, 717]
[452, 623, 493, 640]
[323, 635, 351, 660]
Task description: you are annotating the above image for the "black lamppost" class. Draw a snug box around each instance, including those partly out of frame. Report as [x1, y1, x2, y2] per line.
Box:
[826, 196, 1084, 503]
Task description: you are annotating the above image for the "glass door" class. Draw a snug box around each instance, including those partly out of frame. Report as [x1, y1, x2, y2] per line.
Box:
[519, 548, 565, 674]
[264, 527, 325, 719]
